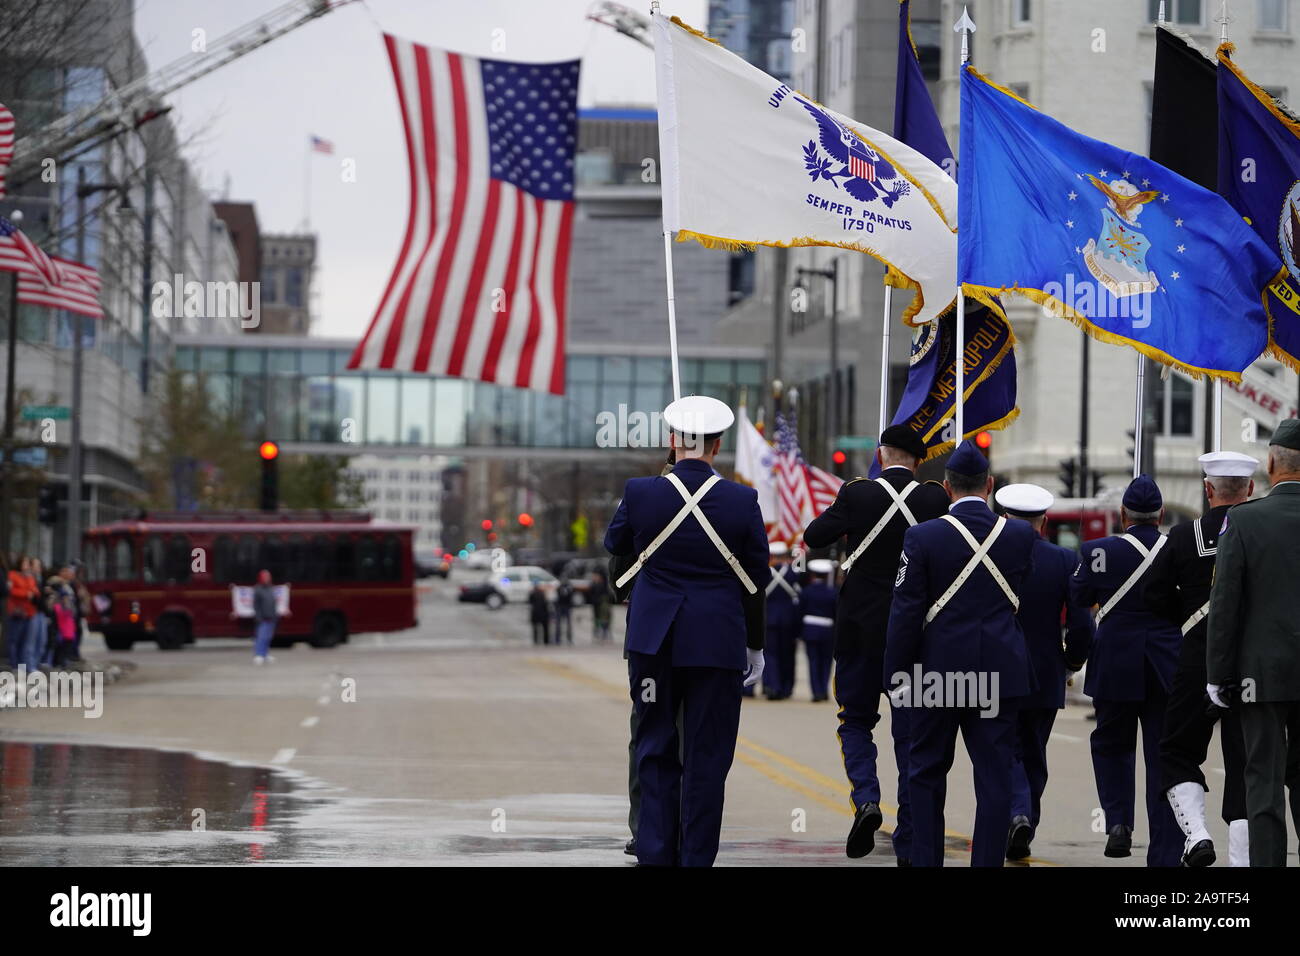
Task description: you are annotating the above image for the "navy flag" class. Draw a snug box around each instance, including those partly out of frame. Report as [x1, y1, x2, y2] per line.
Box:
[1217, 44, 1300, 371]
[960, 65, 1282, 381]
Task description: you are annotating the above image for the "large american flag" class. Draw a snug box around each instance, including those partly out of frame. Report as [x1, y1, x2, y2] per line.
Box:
[348, 35, 578, 395]
[0, 218, 103, 318]
[0, 101, 13, 198]
[771, 408, 842, 544]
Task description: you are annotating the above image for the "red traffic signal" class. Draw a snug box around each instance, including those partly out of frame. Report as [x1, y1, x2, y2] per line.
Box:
[487, 532, 498, 542]
[518, 512, 534, 527]
[832, 449, 847, 466]
[975, 431, 992, 450]
[259, 440, 280, 461]
[481, 519, 493, 531]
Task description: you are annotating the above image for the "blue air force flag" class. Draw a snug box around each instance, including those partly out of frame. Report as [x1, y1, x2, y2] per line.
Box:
[959, 65, 1283, 380]
[1217, 46, 1300, 371]
[653, 13, 958, 325]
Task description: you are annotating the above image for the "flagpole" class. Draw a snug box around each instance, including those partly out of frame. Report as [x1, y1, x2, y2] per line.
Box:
[878, 285, 892, 434]
[1133, 354, 1145, 478]
[662, 229, 682, 401]
[1211, 1, 1229, 451]
[953, 7, 975, 444]
[303, 138, 312, 230]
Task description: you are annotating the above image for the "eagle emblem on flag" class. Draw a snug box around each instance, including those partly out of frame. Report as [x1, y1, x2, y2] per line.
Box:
[798, 97, 911, 207]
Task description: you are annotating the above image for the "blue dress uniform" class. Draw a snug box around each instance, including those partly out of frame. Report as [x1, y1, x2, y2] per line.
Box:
[604, 397, 769, 867]
[1069, 474, 1182, 867]
[800, 560, 837, 702]
[763, 544, 802, 700]
[804, 424, 949, 861]
[994, 484, 1094, 861]
[884, 442, 1037, 867]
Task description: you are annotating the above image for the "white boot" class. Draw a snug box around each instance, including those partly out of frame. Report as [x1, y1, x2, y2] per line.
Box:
[1166, 782, 1215, 866]
[1228, 819, 1249, 867]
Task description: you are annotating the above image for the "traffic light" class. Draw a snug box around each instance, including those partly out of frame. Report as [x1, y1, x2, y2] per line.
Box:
[37, 485, 58, 526]
[518, 512, 534, 528]
[481, 519, 493, 531]
[259, 440, 279, 512]
[831, 448, 847, 477]
[1090, 470, 1104, 498]
[974, 431, 992, 450]
[1125, 429, 1136, 469]
[1058, 458, 1077, 498]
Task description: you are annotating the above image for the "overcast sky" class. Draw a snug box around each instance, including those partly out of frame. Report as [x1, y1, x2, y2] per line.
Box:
[133, 0, 707, 338]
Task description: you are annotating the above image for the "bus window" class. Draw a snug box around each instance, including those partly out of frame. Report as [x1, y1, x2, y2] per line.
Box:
[357, 534, 380, 580]
[286, 534, 309, 581]
[165, 535, 192, 582]
[334, 535, 356, 581]
[380, 534, 402, 581]
[143, 536, 165, 583]
[260, 535, 287, 581]
[111, 536, 133, 580]
[213, 535, 234, 583]
[85, 540, 105, 582]
[234, 534, 259, 583]
[306, 534, 329, 581]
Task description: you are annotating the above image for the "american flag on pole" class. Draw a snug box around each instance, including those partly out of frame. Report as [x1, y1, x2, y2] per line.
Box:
[0, 101, 13, 198]
[348, 35, 578, 395]
[0, 218, 103, 318]
[310, 135, 334, 155]
[770, 408, 843, 545]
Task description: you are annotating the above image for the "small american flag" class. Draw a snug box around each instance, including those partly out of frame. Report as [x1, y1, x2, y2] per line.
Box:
[348, 35, 578, 394]
[848, 153, 875, 181]
[0, 101, 13, 197]
[310, 135, 334, 155]
[772, 410, 813, 544]
[0, 218, 103, 318]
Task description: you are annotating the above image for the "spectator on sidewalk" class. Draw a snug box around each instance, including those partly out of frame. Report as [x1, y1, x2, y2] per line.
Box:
[529, 583, 551, 646]
[555, 580, 575, 644]
[589, 571, 612, 643]
[252, 569, 283, 665]
[6, 555, 38, 670]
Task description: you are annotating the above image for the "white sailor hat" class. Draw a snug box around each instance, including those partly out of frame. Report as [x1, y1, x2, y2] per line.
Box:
[808, 558, 836, 575]
[1198, 450, 1259, 478]
[663, 395, 735, 437]
[994, 483, 1054, 517]
[769, 540, 790, 556]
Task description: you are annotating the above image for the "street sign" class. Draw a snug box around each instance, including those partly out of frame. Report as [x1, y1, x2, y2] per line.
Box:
[21, 405, 70, 420]
[12, 446, 49, 466]
[835, 435, 877, 450]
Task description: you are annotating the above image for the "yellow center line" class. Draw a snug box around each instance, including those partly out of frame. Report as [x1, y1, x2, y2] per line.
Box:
[528, 656, 1060, 866]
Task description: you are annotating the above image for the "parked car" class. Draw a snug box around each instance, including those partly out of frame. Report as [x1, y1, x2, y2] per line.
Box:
[457, 565, 558, 610]
[414, 550, 453, 578]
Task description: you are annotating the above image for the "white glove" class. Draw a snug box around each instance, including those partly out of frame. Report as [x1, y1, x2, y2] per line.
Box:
[743, 648, 765, 688]
[1207, 683, 1230, 709]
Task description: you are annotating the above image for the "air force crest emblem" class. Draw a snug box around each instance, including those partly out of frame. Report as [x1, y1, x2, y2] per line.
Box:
[1081, 175, 1161, 297]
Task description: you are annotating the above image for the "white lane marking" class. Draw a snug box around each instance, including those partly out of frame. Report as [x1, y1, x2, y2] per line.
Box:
[271, 748, 296, 765]
[300, 716, 320, 728]
[1050, 732, 1083, 743]
[317, 695, 330, 706]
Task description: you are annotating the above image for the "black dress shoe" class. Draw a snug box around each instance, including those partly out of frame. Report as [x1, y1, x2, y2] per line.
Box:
[1104, 824, 1133, 858]
[1182, 838, 1216, 867]
[1006, 815, 1033, 861]
[896, 857, 912, 867]
[624, 839, 637, 856]
[846, 802, 883, 858]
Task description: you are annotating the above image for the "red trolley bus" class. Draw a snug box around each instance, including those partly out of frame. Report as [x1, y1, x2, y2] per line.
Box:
[81, 511, 418, 650]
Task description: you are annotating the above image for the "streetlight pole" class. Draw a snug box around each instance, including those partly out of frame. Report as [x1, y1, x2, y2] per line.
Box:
[795, 260, 839, 467]
[2, 208, 25, 559]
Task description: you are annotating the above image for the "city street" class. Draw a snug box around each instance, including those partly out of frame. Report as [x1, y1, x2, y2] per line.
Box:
[0, 580, 1243, 867]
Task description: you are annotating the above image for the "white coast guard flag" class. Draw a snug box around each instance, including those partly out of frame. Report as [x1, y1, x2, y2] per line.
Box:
[734, 405, 778, 525]
[653, 14, 957, 325]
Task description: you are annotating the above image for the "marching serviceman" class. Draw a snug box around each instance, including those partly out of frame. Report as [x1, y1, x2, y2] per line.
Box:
[804, 425, 948, 862]
[1070, 474, 1182, 866]
[763, 541, 801, 700]
[604, 395, 769, 867]
[801, 558, 837, 702]
[994, 484, 1094, 862]
[1207, 421, 1300, 867]
[884, 440, 1037, 867]
[1146, 451, 1256, 867]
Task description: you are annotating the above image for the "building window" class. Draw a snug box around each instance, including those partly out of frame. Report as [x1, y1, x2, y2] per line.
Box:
[1009, 83, 1030, 101]
[1014, 0, 1031, 25]
[1258, 0, 1287, 30]
[911, 19, 942, 81]
[285, 266, 304, 307]
[1157, 374, 1196, 437]
[1149, 0, 1204, 25]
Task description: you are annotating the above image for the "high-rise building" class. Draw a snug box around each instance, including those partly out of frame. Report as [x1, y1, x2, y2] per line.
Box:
[258, 234, 317, 336]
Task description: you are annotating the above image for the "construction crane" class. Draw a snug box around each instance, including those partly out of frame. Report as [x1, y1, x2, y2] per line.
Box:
[8, 0, 357, 181]
[586, 1, 653, 48]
